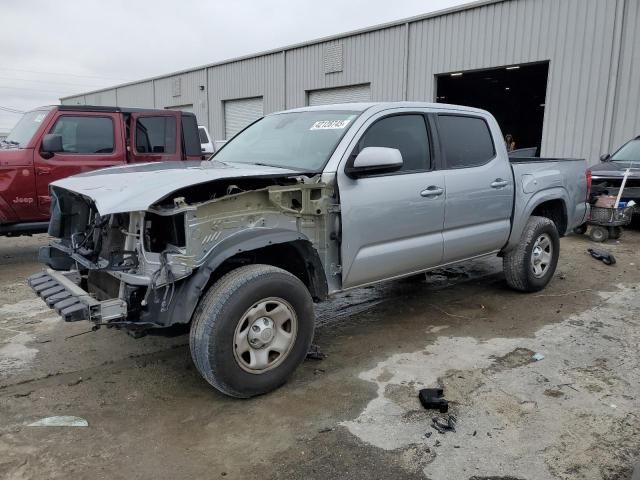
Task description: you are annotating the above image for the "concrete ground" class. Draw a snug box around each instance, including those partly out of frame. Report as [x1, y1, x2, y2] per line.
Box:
[0, 231, 639, 480]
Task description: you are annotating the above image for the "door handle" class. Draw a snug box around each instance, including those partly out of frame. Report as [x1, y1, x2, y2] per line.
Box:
[36, 167, 51, 176]
[420, 186, 444, 197]
[491, 179, 509, 188]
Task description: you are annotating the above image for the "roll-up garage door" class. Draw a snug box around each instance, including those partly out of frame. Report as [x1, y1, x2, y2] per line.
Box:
[224, 97, 264, 139]
[307, 84, 371, 106]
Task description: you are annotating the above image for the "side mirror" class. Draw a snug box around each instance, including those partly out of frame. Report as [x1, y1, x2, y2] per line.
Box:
[346, 147, 403, 178]
[41, 134, 63, 158]
[600, 153, 611, 162]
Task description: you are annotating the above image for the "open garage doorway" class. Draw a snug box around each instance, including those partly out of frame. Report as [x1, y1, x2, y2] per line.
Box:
[436, 62, 549, 156]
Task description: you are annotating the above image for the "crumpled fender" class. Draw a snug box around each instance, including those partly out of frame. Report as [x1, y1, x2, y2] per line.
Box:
[140, 228, 328, 327]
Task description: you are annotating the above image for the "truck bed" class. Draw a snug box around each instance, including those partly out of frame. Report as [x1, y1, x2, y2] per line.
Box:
[506, 156, 589, 250]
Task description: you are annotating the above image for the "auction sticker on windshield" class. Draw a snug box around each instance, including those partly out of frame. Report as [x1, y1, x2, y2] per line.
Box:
[310, 119, 351, 130]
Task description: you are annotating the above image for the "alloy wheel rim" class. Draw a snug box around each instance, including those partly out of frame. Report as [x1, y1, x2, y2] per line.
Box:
[233, 297, 298, 374]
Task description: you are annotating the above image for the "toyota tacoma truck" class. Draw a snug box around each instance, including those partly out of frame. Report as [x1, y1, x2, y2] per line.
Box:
[0, 105, 204, 236]
[28, 102, 589, 398]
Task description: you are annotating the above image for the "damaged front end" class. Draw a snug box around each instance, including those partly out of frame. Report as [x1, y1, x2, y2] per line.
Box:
[30, 173, 336, 335]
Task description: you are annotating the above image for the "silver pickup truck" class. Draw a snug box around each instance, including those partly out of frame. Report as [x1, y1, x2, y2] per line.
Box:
[28, 102, 589, 397]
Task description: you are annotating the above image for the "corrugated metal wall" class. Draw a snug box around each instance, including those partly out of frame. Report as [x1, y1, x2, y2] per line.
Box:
[285, 25, 406, 108]
[407, 0, 621, 161]
[609, 0, 640, 150]
[116, 81, 155, 108]
[207, 52, 284, 142]
[153, 69, 208, 127]
[61, 0, 639, 163]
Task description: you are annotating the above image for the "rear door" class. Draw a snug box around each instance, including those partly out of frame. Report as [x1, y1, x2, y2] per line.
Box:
[129, 112, 181, 163]
[34, 111, 124, 215]
[435, 113, 513, 263]
[337, 110, 445, 288]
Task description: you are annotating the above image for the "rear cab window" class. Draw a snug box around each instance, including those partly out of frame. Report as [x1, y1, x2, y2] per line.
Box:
[198, 127, 209, 144]
[356, 114, 431, 173]
[437, 114, 495, 168]
[180, 114, 201, 156]
[135, 116, 177, 154]
[49, 115, 115, 154]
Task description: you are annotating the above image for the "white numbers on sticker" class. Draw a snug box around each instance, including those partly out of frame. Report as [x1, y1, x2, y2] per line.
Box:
[310, 119, 350, 130]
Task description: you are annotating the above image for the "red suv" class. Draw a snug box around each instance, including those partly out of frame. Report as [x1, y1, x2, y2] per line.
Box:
[0, 105, 203, 236]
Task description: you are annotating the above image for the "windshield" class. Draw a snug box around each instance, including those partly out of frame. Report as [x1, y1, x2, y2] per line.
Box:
[4, 109, 51, 147]
[611, 138, 640, 163]
[213, 110, 360, 171]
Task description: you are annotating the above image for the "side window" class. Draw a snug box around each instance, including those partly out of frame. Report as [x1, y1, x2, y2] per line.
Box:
[50, 116, 114, 154]
[437, 115, 495, 168]
[358, 114, 430, 172]
[135, 116, 177, 154]
[198, 127, 209, 144]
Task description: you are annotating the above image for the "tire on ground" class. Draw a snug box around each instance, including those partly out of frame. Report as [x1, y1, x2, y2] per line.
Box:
[189, 264, 315, 398]
[503, 215, 560, 293]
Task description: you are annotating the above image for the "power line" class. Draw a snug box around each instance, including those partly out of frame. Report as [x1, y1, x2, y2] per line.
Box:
[0, 106, 25, 114]
[0, 76, 112, 89]
[0, 67, 129, 82]
[0, 85, 78, 95]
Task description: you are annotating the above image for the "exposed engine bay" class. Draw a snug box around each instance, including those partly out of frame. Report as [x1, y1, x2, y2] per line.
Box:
[36, 172, 339, 333]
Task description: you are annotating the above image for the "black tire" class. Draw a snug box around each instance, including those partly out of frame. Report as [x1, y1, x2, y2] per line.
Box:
[608, 226, 623, 240]
[589, 226, 609, 243]
[573, 224, 588, 235]
[503, 216, 560, 293]
[189, 264, 315, 398]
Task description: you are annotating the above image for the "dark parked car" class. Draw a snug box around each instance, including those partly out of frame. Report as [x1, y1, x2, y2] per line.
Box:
[590, 136, 640, 217]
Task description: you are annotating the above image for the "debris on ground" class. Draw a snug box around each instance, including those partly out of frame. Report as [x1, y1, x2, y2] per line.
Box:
[28, 416, 89, 427]
[588, 248, 616, 265]
[531, 352, 545, 362]
[431, 415, 456, 434]
[67, 377, 84, 386]
[306, 344, 326, 360]
[318, 426, 335, 433]
[13, 391, 33, 398]
[419, 387, 449, 413]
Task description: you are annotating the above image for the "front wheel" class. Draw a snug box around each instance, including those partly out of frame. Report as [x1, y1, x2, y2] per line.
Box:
[189, 264, 315, 398]
[503, 216, 560, 292]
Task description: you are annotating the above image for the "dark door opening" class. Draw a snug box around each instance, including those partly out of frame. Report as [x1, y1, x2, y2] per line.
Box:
[436, 62, 549, 156]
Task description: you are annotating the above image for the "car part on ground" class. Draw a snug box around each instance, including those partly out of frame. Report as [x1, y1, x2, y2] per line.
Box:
[588, 248, 616, 265]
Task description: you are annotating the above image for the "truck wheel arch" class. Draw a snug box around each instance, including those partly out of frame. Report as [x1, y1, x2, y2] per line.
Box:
[140, 229, 328, 327]
[504, 188, 570, 254]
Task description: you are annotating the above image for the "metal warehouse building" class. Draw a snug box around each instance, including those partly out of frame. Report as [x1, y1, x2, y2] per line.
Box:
[61, 0, 640, 164]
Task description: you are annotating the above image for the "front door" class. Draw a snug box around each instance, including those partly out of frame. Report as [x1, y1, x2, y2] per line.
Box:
[337, 111, 445, 289]
[34, 112, 124, 214]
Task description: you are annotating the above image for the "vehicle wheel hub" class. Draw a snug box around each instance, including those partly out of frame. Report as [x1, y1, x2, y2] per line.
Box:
[233, 297, 298, 374]
[248, 317, 275, 348]
[531, 233, 553, 278]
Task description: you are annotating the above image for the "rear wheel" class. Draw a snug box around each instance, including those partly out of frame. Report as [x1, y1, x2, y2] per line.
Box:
[503, 216, 560, 292]
[589, 226, 609, 243]
[608, 226, 623, 240]
[189, 264, 315, 398]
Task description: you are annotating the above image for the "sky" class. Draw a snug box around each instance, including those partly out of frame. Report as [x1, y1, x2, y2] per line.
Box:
[0, 0, 472, 131]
